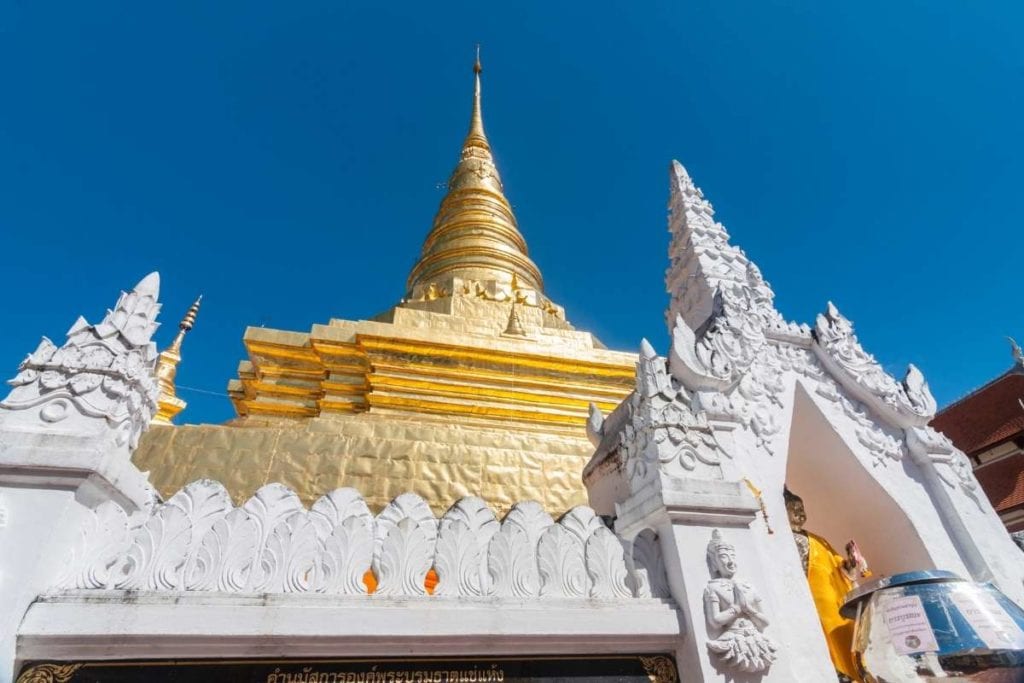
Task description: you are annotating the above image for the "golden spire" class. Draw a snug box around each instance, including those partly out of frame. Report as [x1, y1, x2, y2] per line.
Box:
[465, 44, 487, 149]
[152, 295, 202, 425]
[406, 48, 544, 298]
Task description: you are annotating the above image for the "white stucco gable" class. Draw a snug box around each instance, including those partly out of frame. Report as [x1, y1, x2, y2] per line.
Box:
[583, 160, 1024, 681]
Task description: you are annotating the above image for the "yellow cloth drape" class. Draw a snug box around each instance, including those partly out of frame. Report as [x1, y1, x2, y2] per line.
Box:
[806, 532, 860, 681]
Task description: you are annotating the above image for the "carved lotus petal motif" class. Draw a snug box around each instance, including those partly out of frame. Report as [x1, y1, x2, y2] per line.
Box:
[375, 492, 437, 559]
[39, 370, 67, 390]
[69, 372, 102, 394]
[102, 376, 128, 398]
[374, 517, 431, 597]
[244, 484, 304, 536]
[213, 509, 261, 592]
[27, 338, 58, 365]
[322, 515, 373, 595]
[309, 488, 372, 540]
[236, 485, 304, 590]
[80, 346, 114, 370]
[434, 519, 486, 597]
[172, 480, 234, 590]
[433, 497, 498, 596]
[538, 524, 586, 598]
[260, 512, 323, 593]
[585, 527, 632, 599]
[443, 496, 499, 547]
[63, 501, 133, 590]
[57, 347, 84, 370]
[100, 285, 161, 347]
[119, 504, 192, 590]
[184, 509, 235, 590]
[9, 368, 39, 386]
[503, 500, 554, 550]
[488, 521, 538, 598]
[558, 506, 604, 545]
[123, 351, 144, 380]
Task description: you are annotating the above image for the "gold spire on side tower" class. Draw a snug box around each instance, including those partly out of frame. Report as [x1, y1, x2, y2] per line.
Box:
[152, 295, 202, 425]
[406, 48, 544, 298]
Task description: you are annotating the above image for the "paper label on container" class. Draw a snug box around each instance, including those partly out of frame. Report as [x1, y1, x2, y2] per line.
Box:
[949, 590, 1024, 650]
[880, 594, 940, 655]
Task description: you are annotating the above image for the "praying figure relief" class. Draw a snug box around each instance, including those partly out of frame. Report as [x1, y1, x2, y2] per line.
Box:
[703, 529, 778, 674]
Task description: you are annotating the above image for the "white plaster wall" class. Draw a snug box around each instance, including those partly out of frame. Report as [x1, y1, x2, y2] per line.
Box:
[17, 592, 682, 664]
[0, 486, 90, 683]
[786, 383, 959, 577]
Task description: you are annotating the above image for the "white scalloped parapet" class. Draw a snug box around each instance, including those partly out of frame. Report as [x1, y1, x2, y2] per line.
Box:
[58, 479, 670, 601]
[0, 273, 162, 451]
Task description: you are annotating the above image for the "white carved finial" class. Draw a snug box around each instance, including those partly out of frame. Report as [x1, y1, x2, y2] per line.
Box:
[665, 163, 779, 391]
[1009, 337, 1024, 367]
[637, 339, 678, 401]
[95, 272, 162, 346]
[1, 272, 163, 452]
[666, 161, 780, 346]
[903, 364, 937, 415]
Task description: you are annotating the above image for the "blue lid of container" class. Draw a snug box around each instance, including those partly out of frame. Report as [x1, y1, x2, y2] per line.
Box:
[840, 570, 964, 619]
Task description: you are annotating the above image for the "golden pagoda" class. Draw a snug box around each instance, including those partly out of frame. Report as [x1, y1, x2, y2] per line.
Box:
[133, 54, 638, 514]
[152, 296, 202, 425]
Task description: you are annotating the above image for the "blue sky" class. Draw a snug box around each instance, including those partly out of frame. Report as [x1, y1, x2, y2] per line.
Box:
[1, 2, 1021, 424]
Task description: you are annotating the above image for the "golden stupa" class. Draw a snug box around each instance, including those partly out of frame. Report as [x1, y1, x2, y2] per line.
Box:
[134, 54, 638, 514]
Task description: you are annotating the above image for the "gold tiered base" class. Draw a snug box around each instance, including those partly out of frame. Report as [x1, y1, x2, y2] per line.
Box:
[134, 290, 637, 514]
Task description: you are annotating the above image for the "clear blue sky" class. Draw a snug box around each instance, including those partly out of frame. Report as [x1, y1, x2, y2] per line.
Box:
[1, 2, 1021, 424]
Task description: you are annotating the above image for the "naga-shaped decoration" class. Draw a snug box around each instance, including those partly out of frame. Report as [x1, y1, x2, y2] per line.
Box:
[813, 302, 936, 427]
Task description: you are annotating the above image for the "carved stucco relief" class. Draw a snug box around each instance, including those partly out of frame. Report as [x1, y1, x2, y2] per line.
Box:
[703, 530, 777, 673]
[0, 273, 162, 451]
[60, 480, 661, 601]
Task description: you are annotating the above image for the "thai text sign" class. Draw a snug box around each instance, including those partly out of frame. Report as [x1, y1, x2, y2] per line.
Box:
[880, 594, 940, 655]
[17, 655, 678, 683]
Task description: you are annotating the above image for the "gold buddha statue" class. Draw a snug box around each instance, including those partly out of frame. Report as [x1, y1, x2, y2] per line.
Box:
[784, 488, 870, 683]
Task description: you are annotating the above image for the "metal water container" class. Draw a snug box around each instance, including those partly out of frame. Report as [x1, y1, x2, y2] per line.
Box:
[840, 570, 1024, 682]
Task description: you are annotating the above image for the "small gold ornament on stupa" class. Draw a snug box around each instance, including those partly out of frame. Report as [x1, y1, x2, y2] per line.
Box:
[152, 295, 202, 424]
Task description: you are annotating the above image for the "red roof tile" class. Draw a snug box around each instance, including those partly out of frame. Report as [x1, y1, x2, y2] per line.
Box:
[973, 453, 1024, 513]
[931, 369, 1024, 456]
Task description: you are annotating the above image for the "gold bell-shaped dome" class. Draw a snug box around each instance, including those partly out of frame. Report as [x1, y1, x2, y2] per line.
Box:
[406, 49, 544, 298]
